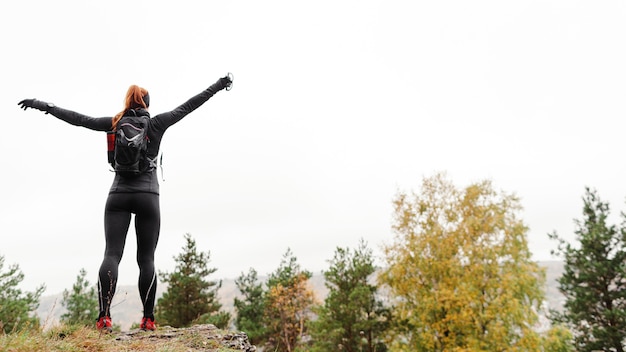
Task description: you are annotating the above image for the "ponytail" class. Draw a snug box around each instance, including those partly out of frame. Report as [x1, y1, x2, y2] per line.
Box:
[112, 85, 149, 130]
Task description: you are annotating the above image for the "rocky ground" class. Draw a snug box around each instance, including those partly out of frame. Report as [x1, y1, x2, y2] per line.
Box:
[114, 324, 256, 351]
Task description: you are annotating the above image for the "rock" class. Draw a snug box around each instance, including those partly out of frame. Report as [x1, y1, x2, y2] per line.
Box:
[114, 324, 257, 351]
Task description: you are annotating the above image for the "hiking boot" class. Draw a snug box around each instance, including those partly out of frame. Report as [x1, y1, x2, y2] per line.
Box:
[96, 316, 112, 332]
[140, 317, 156, 331]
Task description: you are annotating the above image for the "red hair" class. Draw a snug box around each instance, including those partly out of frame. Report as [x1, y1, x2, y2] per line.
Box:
[112, 85, 149, 130]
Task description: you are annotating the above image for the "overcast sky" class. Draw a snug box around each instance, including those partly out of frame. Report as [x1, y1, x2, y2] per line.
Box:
[2, 0, 626, 295]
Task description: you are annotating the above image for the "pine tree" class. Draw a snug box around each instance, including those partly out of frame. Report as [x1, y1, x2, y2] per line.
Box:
[380, 173, 546, 351]
[0, 255, 45, 333]
[60, 268, 98, 326]
[549, 188, 626, 351]
[264, 248, 315, 352]
[310, 239, 390, 352]
[234, 268, 267, 344]
[156, 233, 225, 328]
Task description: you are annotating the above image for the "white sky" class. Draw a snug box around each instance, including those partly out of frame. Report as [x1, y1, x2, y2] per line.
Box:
[2, 0, 626, 295]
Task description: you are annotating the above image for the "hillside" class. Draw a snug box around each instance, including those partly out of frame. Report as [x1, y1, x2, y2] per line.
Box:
[36, 261, 564, 331]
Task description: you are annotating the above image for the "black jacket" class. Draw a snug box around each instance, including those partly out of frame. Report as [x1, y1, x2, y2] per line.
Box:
[48, 79, 226, 194]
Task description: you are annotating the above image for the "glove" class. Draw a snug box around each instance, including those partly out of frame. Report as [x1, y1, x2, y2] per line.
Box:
[220, 73, 233, 91]
[18, 99, 54, 114]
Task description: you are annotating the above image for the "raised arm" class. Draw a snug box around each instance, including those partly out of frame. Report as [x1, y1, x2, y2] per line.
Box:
[150, 75, 232, 131]
[18, 99, 112, 132]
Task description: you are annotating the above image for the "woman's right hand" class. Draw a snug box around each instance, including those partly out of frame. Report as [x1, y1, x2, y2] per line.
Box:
[220, 73, 233, 91]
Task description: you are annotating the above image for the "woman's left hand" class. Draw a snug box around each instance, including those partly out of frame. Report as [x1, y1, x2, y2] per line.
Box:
[18, 99, 53, 114]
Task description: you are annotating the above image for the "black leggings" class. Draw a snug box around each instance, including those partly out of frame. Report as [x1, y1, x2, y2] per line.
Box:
[98, 192, 160, 319]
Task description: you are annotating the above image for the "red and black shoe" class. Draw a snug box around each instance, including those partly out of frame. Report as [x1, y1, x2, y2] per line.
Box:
[140, 317, 156, 331]
[96, 316, 112, 333]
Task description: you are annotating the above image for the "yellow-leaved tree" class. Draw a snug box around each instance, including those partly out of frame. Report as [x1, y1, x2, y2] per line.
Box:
[380, 173, 547, 351]
[263, 249, 316, 352]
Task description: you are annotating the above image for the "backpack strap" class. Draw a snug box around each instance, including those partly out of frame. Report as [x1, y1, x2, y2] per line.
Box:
[146, 156, 158, 170]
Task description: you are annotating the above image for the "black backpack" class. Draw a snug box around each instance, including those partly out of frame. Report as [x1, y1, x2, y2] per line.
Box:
[107, 112, 150, 177]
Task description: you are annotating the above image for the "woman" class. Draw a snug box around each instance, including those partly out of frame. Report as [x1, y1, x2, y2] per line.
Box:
[18, 74, 233, 332]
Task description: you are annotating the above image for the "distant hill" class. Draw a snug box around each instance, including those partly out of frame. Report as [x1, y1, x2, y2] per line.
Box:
[36, 261, 564, 331]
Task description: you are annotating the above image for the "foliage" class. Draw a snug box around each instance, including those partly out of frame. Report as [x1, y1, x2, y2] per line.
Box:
[264, 248, 315, 352]
[60, 268, 98, 327]
[541, 325, 575, 352]
[548, 188, 626, 351]
[194, 310, 231, 329]
[156, 233, 226, 328]
[234, 267, 267, 344]
[0, 255, 44, 334]
[310, 239, 390, 352]
[380, 173, 546, 351]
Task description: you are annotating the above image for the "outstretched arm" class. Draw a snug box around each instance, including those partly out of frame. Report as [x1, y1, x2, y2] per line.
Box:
[18, 99, 112, 132]
[150, 75, 232, 131]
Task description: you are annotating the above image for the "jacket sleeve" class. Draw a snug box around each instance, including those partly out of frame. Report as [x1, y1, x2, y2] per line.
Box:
[150, 78, 226, 132]
[48, 106, 113, 132]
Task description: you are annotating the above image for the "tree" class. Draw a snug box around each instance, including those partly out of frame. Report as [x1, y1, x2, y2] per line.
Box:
[549, 188, 626, 351]
[0, 255, 45, 333]
[156, 233, 227, 328]
[541, 325, 575, 352]
[60, 268, 98, 326]
[264, 248, 315, 352]
[193, 310, 232, 329]
[310, 239, 389, 352]
[234, 268, 267, 344]
[379, 173, 546, 351]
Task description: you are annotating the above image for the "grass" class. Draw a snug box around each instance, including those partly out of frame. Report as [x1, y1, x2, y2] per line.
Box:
[0, 324, 245, 352]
